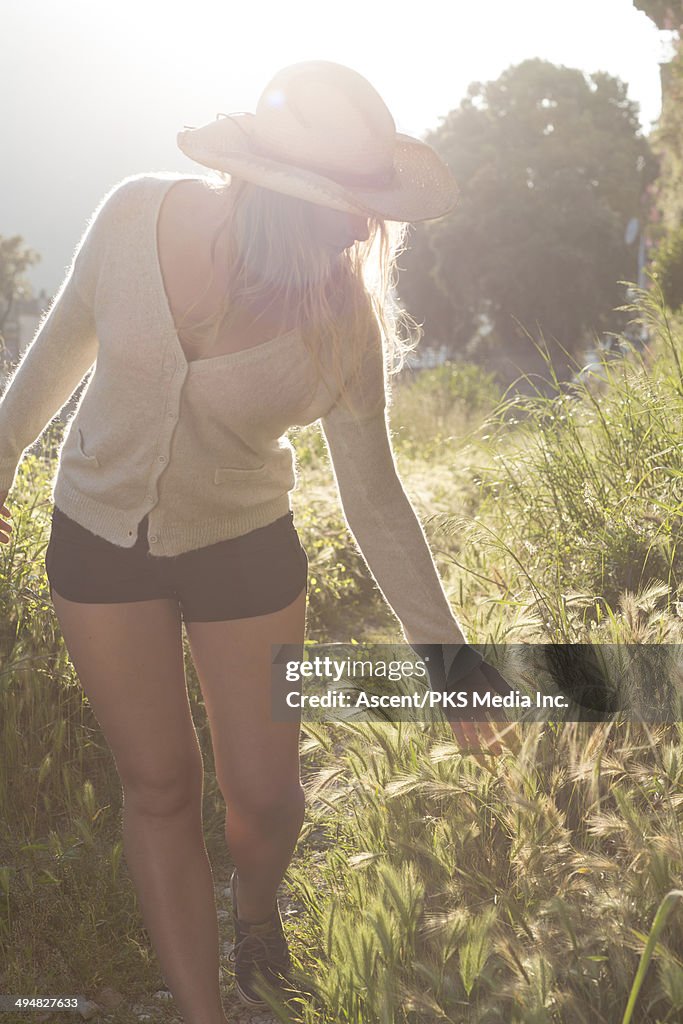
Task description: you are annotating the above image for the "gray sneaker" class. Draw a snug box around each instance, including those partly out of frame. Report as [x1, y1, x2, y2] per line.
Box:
[227, 869, 294, 1008]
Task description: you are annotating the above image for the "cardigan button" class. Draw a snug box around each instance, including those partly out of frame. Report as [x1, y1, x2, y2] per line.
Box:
[149, 535, 158, 544]
[158, 455, 167, 463]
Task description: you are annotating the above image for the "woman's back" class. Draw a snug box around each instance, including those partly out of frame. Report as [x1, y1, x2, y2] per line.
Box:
[155, 177, 300, 362]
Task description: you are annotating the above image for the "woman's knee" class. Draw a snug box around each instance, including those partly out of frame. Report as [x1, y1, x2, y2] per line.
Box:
[121, 755, 204, 818]
[223, 779, 306, 828]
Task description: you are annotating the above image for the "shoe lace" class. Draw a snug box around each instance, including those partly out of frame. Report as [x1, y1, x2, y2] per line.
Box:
[227, 928, 289, 974]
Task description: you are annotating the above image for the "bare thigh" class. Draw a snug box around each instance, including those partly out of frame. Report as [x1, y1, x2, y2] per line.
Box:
[185, 586, 307, 814]
[50, 593, 204, 809]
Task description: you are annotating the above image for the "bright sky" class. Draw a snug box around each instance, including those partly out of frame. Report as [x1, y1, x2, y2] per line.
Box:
[2, 0, 672, 294]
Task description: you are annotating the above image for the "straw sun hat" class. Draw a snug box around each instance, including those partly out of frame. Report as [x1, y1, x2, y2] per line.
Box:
[176, 60, 459, 223]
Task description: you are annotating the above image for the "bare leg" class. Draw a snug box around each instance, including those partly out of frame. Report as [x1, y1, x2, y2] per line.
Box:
[50, 593, 228, 1024]
[186, 586, 307, 924]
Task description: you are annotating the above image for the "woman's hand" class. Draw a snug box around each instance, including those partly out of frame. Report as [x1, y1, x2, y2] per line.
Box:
[446, 667, 520, 757]
[0, 492, 12, 543]
[443, 657, 522, 762]
[447, 704, 505, 758]
[410, 642, 521, 761]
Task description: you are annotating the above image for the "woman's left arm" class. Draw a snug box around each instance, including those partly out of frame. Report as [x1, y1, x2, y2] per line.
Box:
[318, 330, 517, 756]
[319, 400, 469, 649]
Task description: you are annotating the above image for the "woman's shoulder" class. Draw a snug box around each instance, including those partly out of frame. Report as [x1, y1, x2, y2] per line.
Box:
[80, 172, 207, 246]
[101, 171, 174, 205]
[82, 172, 153, 226]
[93, 170, 207, 213]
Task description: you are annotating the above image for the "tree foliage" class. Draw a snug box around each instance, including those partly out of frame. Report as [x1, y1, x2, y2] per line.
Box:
[651, 224, 683, 309]
[641, 5, 683, 234]
[0, 235, 40, 333]
[398, 60, 658, 384]
[632, 1, 683, 30]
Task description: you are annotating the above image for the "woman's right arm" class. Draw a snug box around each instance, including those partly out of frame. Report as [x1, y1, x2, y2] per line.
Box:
[0, 178, 129, 497]
[0, 285, 99, 495]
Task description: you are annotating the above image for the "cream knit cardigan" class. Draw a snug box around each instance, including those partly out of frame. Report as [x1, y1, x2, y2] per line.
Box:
[0, 172, 467, 646]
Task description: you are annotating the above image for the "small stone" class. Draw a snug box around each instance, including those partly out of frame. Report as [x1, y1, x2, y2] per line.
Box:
[93, 987, 124, 1011]
[78, 999, 100, 1020]
[153, 988, 173, 1001]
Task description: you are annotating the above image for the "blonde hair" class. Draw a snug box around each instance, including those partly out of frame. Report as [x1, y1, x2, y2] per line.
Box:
[174, 171, 422, 418]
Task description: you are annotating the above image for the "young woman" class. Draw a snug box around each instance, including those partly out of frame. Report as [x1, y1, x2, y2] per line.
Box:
[0, 61, 514, 1022]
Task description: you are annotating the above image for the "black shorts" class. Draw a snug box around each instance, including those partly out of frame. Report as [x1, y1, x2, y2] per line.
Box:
[45, 504, 309, 623]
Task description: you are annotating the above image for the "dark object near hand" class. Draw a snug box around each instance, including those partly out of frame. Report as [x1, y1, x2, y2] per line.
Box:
[544, 644, 619, 719]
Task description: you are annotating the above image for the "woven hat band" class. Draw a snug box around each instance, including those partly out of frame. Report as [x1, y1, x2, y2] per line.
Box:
[249, 132, 397, 189]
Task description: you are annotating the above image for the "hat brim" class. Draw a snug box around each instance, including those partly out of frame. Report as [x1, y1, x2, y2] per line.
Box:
[176, 116, 458, 223]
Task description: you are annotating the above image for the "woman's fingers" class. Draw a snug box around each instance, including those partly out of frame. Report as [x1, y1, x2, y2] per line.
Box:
[445, 659, 523, 758]
[475, 719, 504, 756]
[448, 717, 504, 764]
[448, 714, 521, 759]
[422, 646, 521, 759]
[448, 719, 487, 767]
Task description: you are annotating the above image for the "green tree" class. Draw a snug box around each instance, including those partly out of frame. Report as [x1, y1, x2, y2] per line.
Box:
[398, 60, 658, 385]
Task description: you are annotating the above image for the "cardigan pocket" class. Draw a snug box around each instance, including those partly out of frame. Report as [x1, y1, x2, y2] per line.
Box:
[77, 428, 100, 467]
[213, 465, 267, 486]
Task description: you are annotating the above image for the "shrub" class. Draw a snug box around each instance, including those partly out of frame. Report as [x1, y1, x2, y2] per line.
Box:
[651, 225, 683, 312]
